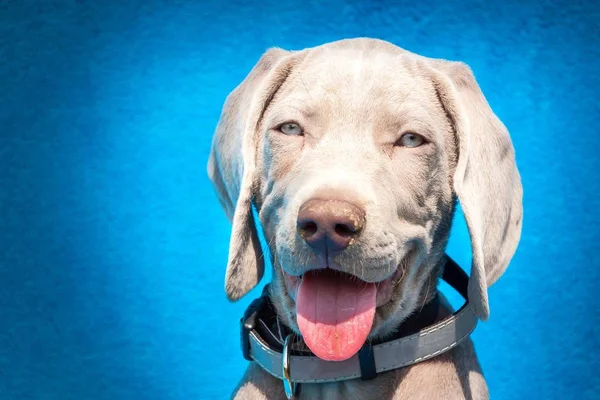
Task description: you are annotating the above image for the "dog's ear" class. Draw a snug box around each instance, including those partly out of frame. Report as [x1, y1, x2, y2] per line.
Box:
[425, 59, 523, 321]
[207, 48, 294, 301]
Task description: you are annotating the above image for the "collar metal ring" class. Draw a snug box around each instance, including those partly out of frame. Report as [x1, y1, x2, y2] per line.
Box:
[282, 334, 297, 399]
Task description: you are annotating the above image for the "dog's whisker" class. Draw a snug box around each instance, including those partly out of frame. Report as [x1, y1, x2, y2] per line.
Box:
[418, 271, 432, 315]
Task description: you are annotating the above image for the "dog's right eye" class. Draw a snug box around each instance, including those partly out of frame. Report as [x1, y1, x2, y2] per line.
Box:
[277, 122, 304, 136]
[395, 132, 426, 148]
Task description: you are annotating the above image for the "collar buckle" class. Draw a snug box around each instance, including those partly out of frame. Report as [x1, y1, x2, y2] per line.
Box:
[282, 334, 298, 399]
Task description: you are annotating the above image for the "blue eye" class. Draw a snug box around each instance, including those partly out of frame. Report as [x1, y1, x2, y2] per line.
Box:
[397, 132, 425, 148]
[278, 122, 303, 136]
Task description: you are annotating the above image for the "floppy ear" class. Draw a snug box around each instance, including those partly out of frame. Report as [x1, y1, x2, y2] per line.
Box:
[426, 60, 523, 321]
[207, 48, 294, 301]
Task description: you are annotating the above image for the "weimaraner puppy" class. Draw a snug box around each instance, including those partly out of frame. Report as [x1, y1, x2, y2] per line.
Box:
[208, 38, 522, 399]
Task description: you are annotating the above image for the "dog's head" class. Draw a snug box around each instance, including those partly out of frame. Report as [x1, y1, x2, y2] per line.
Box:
[208, 38, 522, 361]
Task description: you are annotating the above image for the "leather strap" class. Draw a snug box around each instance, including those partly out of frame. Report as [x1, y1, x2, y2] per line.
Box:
[241, 256, 478, 384]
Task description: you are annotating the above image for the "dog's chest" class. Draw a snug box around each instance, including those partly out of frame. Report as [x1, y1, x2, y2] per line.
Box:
[297, 372, 398, 400]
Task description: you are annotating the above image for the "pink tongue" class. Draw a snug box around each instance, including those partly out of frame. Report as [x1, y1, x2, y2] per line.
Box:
[296, 269, 376, 361]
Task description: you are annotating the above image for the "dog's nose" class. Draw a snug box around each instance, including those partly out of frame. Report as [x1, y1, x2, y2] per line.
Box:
[297, 199, 365, 254]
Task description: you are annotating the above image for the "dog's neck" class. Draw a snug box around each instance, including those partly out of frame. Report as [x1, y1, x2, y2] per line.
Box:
[244, 256, 478, 399]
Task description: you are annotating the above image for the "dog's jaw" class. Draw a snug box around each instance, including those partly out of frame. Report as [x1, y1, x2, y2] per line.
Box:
[269, 252, 443, 343]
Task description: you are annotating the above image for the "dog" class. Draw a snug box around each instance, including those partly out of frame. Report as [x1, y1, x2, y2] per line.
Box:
[207, 38, 523, 399]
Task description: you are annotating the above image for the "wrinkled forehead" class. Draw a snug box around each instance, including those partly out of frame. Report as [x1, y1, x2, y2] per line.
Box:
[272, 47, 437, 121]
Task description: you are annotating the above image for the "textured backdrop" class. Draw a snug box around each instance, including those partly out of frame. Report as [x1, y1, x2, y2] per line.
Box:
[1, 1, 599, 399]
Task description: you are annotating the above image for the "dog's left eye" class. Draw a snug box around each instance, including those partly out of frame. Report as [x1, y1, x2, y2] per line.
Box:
[278, 122, 304, 136]
[396, 132, 425, 148]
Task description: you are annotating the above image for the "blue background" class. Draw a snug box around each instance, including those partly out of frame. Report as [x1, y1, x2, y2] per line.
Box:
[1, 1, 598, 399]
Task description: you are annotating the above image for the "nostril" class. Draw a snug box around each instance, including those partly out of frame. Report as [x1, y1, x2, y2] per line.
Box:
[299, 221, 318, 237]
[334, 223, 357, 238]
[297, 198, 366, 252]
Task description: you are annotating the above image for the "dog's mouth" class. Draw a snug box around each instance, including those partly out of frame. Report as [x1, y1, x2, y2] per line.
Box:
[283, 267, 403, 362]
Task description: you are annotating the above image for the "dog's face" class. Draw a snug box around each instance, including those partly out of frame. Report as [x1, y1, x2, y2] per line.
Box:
[208, 38, 522, 361]
[256, 46, 456, 343]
